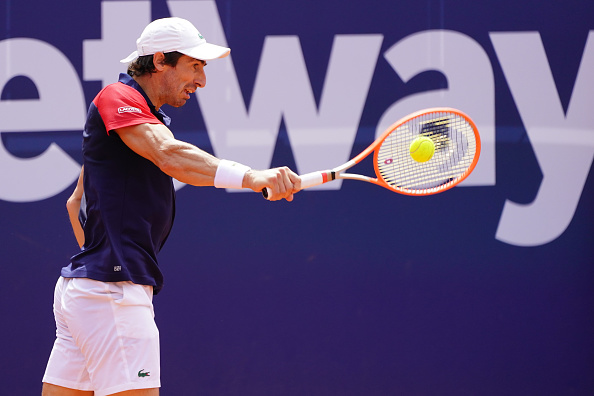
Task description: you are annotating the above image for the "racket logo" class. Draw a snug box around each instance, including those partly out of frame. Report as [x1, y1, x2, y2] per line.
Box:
[384, 158, 393, 165]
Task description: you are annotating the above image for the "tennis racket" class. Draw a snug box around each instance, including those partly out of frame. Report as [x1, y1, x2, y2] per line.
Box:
[263, 107, 481, 199]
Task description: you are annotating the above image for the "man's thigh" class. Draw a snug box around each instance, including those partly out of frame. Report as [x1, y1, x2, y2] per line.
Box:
[42, 383, 159, 395]
[42, 382, 94, 396]
[112, 389, 159, 395]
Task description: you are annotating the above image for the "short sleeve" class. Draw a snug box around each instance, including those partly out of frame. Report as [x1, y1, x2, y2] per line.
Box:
[93, 82, 161, 133]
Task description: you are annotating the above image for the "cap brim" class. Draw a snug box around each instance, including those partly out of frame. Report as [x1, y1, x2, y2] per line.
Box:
[179, 42, 230, 61]
[120, 51, 139, 63]
[119, 43, 230, 64]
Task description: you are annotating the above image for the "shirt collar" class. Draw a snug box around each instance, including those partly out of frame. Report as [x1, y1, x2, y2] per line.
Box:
[118, 73, 172, 127]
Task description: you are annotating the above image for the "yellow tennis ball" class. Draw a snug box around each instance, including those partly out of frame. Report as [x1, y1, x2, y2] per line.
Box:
[409, 136, 435, 163]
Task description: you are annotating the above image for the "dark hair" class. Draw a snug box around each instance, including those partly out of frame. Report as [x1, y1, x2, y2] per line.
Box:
[126, 51, 185, 77]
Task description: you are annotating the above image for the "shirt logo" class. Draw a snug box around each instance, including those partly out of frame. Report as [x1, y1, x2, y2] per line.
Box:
[118, 106, 142, 114]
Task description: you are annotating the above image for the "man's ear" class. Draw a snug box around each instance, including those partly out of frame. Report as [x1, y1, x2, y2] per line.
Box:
[153, 52, 166, 71]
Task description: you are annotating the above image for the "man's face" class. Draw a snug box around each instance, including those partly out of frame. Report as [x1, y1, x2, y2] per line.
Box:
[160, 54, 207, 108]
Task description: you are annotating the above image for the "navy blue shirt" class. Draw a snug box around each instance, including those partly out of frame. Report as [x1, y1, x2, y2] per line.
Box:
[62, 74, 175, 294]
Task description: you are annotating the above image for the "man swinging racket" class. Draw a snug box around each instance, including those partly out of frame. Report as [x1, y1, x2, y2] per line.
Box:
[42, 17, 300, 396]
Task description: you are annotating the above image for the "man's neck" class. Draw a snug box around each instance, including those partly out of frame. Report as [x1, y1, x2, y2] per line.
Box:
[133, 74, 163, 111]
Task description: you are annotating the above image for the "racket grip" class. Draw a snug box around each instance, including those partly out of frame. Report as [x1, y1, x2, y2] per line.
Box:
[299, 172, 326, 189]
[262, 171, 328, 200]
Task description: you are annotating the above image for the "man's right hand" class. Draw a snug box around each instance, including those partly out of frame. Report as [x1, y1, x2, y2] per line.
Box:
[243, 167, 301, 201]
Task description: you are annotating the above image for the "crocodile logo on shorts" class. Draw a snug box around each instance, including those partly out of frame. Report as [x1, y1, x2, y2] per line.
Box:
[138, 369, 151, 378]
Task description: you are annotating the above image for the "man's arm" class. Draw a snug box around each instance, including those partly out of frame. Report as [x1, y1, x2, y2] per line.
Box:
[66, 167, 85, 248]
[115, 123, 300, 201]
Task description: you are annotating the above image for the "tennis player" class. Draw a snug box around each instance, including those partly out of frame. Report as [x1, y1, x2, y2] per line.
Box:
[42, 17, 300, 396]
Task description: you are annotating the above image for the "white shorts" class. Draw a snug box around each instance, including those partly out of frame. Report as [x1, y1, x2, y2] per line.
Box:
[43, 277, 160, 396]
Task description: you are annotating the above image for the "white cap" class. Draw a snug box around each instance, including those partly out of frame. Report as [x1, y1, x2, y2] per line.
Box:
[120, 17, 230, 63]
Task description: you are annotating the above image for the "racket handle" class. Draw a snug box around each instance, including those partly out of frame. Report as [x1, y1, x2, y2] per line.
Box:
[300, 171, 326, 189]
[262, 171, 331, 200]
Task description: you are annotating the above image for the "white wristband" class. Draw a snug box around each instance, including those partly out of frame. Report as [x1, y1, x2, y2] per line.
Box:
[214, 159, 251, 189]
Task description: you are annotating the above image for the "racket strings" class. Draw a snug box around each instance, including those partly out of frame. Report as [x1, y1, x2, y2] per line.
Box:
[376, 112, 478, 194]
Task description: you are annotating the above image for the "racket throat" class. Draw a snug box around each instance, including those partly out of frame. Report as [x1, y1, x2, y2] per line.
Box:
[322, 171, 336, 183]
